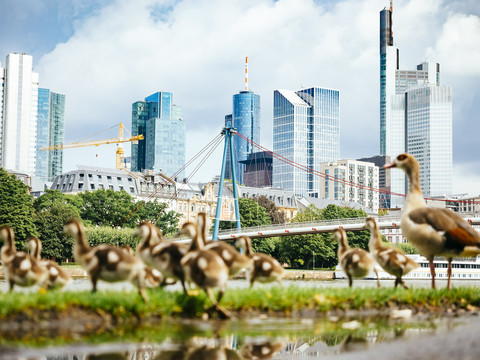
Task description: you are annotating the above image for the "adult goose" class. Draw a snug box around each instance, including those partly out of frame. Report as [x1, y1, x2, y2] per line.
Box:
[63, 219, 149, 301]
[179, 216, 230, 318]
[364, 217, 419, 288]
[385, 153, 480, 289]
[195, 213, 252, 276]
[0, 226, 48, 291]
[334, 228, 376, 287]
[236, 236, 284, 287]
[26, 237, 71, 289]
[135, 221, 188, 293]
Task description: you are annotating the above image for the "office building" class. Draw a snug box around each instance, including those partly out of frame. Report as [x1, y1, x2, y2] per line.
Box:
[379, 5, 452, 206]
[319, 159, 379, 213]
[36, 88, 65, 181]
[0, 53, 39, 174]
[357, 155, 391, 209]
[273, 87, 340, 197]
[131, 91, 185, 180]
[239, 151, 272, 188]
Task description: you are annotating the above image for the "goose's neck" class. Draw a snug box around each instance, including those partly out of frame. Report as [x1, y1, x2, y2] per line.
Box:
[243, 239, 254, 257]
[403, 164, 426, 213]
[74, 227, 91, 256]
[369, 229, 383, 251]
[337, 237, 349, 256]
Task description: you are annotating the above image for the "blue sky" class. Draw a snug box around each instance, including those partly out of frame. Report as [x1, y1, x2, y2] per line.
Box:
[1, 0, 480, 195]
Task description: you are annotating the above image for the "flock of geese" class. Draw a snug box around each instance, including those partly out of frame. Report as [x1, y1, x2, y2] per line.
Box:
[1, 152, 480, 315]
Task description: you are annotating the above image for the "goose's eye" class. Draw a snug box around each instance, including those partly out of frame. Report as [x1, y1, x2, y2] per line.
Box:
[397, 154, 407, 161]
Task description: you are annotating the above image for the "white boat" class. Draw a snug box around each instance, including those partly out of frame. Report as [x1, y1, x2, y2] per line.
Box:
[334, 254, 480, 280]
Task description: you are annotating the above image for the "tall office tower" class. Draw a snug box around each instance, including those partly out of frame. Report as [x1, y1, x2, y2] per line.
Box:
[36, 89, 66, 181]
[131, 91, 185, 179]
[273, 87, 340, 197]
[405, 85, 452, 197]
[379, 4, 452, 206]
[0, 53, 39, 174]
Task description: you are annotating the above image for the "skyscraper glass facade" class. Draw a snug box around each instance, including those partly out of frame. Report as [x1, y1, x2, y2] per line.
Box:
[232, 91, 260, 185]
[131, 91, 185, 180]
[35, 88, 65, 181]
[272, 87, 340, 197]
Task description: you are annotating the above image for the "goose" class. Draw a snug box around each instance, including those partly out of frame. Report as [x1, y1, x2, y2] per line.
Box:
[236, 236, 285, 287]
[179, 215, 230, 318]
[240, 340, 284, 360]
[333, 228, 376, 287]
[195, 212, 252, 276]
[364, 217, 419, 288]
[119, 244, 164, 289]
[63, 219, 149, 301]
[385, 153, 480, 289]
[134, 221, 188, 293]
[0, 226, 48, 291]
[26, 237, 71, 289]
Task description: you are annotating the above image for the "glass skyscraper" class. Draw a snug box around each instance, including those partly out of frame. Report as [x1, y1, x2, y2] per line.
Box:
[131, 91, 185, 180]
[35, 88, 65, 181]
[0, 53, 39, 174]
[379, 6, 452, 205]
[229, 90, 260, 185]
[272, 87, 340, 197]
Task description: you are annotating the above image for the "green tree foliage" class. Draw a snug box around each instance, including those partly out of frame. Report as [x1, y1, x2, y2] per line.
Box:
[388, 242, 419, 255]
[278, 204, 370, 269]
[253, 195, 286, 224]
[136, 200, 182, 235]
[34, 189, 81, 216]
[0, 168, 37, 248]
[219, 198, 271, 230]
[78, 189, 137, 227]
[33, 203, 80, 262]
[84, 226, 137, 248]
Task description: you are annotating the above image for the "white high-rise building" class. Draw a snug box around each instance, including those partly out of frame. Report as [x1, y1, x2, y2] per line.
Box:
[319, 159, 379, 213]
[379, 5, 452, 207]
[0, 53, 39, 174]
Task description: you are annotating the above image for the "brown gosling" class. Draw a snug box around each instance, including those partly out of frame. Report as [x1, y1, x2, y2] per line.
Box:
[236, 236, 285, 287]
[385, 153, 480, 289]
[179, 216, 230, 318]
[0, 226, 48, 291]
[333, 228, 376, 287]
[240, 340, 284, 360]
[134, 221, 188, 293]
[26, 237, 71, 290]
[194, 212, 252, 276]
[119, 244, 164, 289]
[364, 217, 419, 289]
[63, 219, 149, 301]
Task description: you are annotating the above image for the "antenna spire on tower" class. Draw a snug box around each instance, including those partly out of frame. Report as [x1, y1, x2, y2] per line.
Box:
[245, 56, 248, 91]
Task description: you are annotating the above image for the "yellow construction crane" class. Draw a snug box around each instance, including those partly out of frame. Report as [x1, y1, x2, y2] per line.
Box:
[39, 123, 144, 170]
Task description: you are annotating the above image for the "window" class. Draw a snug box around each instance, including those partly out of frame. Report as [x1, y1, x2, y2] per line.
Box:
[90, 184, 95, 190]
[130, 187, 135, 194]
[109, 185, 114, 190]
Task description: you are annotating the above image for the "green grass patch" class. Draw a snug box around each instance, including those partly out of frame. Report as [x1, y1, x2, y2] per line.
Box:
[0, 286, 479, 321]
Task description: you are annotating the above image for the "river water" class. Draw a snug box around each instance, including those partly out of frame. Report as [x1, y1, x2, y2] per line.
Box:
[1, 278, 479, 359]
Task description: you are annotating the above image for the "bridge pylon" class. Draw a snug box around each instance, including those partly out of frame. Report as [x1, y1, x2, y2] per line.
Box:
[212, 122, 241, 240]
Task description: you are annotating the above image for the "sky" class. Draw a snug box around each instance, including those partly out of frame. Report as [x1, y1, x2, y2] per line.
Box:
[1, 0, 480, 196]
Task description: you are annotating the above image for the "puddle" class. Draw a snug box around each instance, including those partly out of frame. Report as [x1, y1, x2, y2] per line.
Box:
[0, 314, 469, 359]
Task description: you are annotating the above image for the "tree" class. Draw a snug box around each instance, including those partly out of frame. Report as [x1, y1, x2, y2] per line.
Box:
[78, 189, 137, 227]
[278, 204, 369, 269]
[135, 200, 182, 235]
[219, 198, 271, 230]
[34, 203, 80, 262]
[253, 195, 286, 224]
[34, 189, 81, 216]
[0, 168, 37, 247]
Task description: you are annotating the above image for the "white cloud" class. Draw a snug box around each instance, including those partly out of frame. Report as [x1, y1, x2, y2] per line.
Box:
[36, 0, 480, 195]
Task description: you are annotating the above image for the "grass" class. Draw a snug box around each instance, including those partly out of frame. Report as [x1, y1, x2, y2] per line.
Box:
[0, 285, 479, 321]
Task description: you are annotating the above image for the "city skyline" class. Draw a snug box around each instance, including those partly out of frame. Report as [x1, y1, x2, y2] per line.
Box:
[1, 0, 479, 196]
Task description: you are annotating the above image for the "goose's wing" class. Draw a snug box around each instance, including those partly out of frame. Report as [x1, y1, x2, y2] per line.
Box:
[409, 207, 480, 249]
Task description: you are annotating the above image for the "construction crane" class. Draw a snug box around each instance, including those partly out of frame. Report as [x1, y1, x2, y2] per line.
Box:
[39, 123, 144, 170]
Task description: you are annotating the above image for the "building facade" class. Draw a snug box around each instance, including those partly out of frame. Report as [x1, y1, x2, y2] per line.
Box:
[227, 90, 260, 185]
[357, 155, 391, 209]
[0, 53, 39, 174]
[131, 91, 185, 180]
[36, 88, 65, 181]
[273, 87, 340, 197]
[379, 6, 452, 206]
[239, 151, 272, 188]
[318, 159, 379, 213]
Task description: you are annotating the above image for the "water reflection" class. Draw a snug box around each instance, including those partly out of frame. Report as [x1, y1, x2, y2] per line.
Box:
[0, 315, 463, 360]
